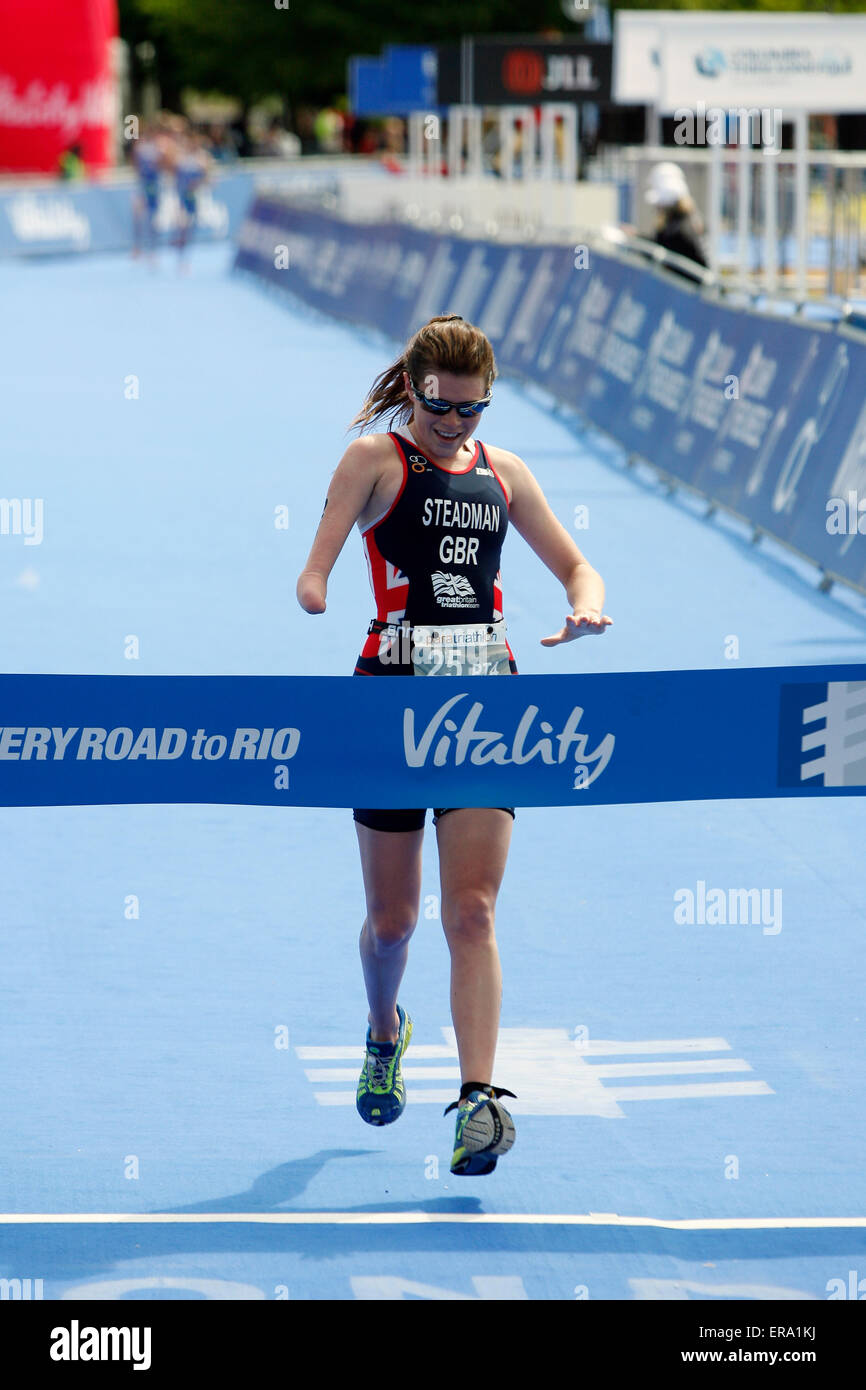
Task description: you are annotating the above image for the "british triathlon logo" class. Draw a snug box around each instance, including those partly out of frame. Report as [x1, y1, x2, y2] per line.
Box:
[431, 571, 477, 608]
[778, 680, 866, 787]
[403, 693, 615, 787]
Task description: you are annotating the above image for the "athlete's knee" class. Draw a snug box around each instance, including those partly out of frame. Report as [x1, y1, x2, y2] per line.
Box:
[441, 888, 497, 942]
[364, 902, 418, 950]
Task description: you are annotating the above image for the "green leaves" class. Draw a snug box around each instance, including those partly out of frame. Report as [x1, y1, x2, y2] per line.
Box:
[126, 0, 574, 108]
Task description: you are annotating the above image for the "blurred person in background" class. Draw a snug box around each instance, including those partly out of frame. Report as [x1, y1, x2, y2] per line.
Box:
[131, 116, 170, 261]
[207, 123, 240, 163]
[314, 103, 344, 153]
[255, 117, 301, 158]
[354, 119, 384, 156]
[334, 95, 355, 152]
[380, 116, 405, 173]
[295, 107, 317, 155]
[228, 118, 254, 160]
[58, 143, 85, 180]
[645, 162, 708, 271]
[340, 103, 360, 154]
[170, 124, 211, 267]
[481, 116, 502, 177]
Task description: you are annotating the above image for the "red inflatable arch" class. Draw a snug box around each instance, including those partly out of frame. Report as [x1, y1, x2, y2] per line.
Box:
[0, 0, 118, 173]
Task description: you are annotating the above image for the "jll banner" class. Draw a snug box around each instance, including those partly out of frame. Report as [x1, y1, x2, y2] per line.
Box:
[0, 0, 118, 173]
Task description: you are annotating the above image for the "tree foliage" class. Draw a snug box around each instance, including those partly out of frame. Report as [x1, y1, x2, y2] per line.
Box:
[127, 0, 587, 108]
[123, 0, 866, 111]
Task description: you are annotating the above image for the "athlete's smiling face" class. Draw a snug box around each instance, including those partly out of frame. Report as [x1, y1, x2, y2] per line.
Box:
[402, 368, 490, 463]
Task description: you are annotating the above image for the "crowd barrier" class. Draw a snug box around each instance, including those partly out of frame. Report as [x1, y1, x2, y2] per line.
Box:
[0, 666, 864, 807]
[234, 198, 866, 595]
[0, 163, 354, 258]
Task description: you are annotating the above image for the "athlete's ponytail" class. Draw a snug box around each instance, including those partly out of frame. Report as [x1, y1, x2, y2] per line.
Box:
[350, 314, 497, 433]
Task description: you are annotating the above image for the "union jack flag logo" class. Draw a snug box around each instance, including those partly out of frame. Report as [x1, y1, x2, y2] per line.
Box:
[431, 571, 476, 601]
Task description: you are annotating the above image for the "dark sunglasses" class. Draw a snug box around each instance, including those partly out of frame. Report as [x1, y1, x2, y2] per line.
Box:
[410, 379, 492, 417]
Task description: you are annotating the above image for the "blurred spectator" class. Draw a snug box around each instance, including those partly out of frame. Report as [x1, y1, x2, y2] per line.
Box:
[207, 123, 240, 163]
[228, 118, 254, 159]
[58, 143, 85, 179]
[334, 95, 354, 152]
[482, 116, 502, 177]
[353, 120, 381, 155]
[173, 126, 211, 262]
[382, 117, 405, 155]
[131, 117, 169, 260]
[645, 162, 708, 270]
[314, 104, 344, 153]
[295, 107, 317, 155]
[380, 117, 405, 173]
[255, 118, 301, 158]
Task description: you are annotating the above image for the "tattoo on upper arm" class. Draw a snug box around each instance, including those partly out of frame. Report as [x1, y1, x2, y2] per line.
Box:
[320, 498, 328, 517]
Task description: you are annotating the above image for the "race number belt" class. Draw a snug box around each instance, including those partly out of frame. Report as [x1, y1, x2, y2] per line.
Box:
[368, 618, 511, 677]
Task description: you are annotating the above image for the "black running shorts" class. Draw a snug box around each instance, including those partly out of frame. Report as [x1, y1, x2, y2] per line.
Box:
[353, 807, 516, 833]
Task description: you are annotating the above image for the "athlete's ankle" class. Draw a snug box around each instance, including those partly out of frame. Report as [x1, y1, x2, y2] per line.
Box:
[459, 1080, 492, 1101]
[368, 1010, 400, 1045]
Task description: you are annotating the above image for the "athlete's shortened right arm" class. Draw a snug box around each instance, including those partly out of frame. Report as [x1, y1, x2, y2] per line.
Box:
[296, 437, 381, 614]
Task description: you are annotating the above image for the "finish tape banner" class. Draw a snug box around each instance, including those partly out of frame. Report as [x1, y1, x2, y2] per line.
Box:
[234, 200, 866, 593]
[1, 666, 864, 808]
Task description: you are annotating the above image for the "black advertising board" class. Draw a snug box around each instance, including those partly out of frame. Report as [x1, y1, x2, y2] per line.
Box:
[436, 37, 612, 106]
[435, 44, 461, 106]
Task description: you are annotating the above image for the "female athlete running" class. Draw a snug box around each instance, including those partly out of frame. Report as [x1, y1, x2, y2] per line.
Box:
[297, 315, 611, 1175]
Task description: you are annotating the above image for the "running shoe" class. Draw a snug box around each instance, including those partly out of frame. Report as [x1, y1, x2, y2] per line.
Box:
[356, 1004, 413, 1126]
[445, 1086, 516, 1175]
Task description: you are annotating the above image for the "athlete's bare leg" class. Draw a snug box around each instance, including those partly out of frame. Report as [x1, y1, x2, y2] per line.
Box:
[436, 808, 513, 1085]
[355, 823, 423, 1043]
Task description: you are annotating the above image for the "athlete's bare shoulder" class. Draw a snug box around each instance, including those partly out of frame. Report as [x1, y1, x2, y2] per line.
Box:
[337, 430, 396, 468]
[480, 443, 531, 505]
[337, 431, 405, 530]
[332, 431, 397, 489]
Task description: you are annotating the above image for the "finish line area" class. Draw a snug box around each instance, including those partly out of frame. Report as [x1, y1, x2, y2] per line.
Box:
[1, 245, 865, 1302]
[3, 1210, 866, 1302]
[3, 1213, 866, 1302]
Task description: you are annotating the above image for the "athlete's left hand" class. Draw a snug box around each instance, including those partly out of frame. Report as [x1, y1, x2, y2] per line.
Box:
[540, 612, 612, 645]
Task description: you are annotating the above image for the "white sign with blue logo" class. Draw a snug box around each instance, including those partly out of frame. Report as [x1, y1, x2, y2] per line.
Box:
[659, 17, 866, 113]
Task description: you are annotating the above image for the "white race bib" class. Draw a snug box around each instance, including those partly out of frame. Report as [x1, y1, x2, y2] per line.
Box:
[410, 621, 511, 677]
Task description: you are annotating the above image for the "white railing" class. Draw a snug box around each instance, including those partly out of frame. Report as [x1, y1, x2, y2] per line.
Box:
[600, 144, 866, 300]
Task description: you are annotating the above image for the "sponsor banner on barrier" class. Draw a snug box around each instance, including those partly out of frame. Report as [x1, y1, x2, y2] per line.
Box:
[376, 223, 449, 342]
[432, 238, 512, 333]
[232, 200, 866, 592]
[474, 244, 541, 364]
[0, 666, 864, 808]
[408, 234, 482, 334]
[687, 315, 837, 527]
[544, 253, 644, 425]
[781, 332, 866, 585]
[0, 169, 340, 258]
[499, 244, 576, 379]
[528, 252, 595, 394]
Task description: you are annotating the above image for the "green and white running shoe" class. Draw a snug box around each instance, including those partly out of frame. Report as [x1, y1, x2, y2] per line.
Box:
[356, 1003, 413, 1126]
[445, 1085, 516, 1176]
